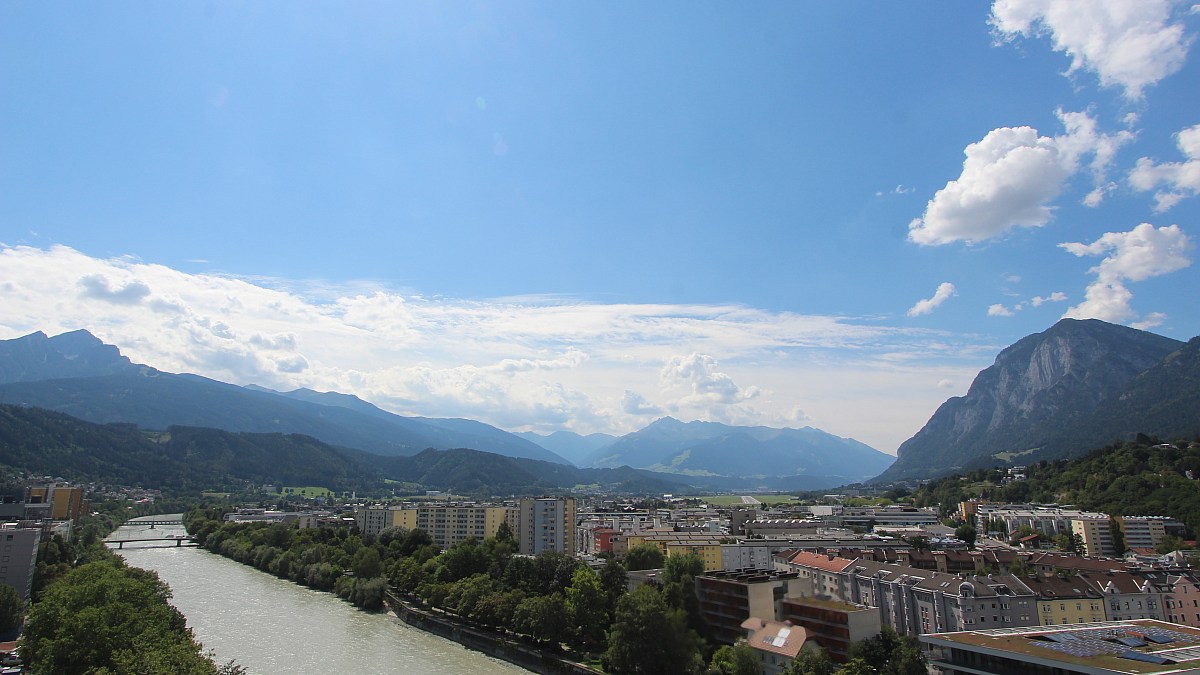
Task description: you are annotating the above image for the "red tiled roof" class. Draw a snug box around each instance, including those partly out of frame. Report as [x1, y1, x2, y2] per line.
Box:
[789, 550, 856, 573]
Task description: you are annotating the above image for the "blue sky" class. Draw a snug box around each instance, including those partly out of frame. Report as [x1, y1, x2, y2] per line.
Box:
[2, 2, 1198, 455]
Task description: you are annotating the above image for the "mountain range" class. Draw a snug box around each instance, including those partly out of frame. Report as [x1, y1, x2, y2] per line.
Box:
[0, 330, 570, 465]
[0, 329, 890, 489]
[874, 318, 1200, 483]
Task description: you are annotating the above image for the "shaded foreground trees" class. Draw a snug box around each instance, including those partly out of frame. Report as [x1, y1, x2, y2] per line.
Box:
[20, 555, 237, 674]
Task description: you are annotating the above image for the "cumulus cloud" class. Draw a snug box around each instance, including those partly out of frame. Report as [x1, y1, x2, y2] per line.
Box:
[1060, 223, 1193, 324]
[78, 274, 152, 305]
[0, 244, 998, 452]
[621, 390, 663, 416]
[908, 110, 1133, 245]
[988, 304, 1016, 317]
[990, 0, 1193, 99]
[1130, 123, 1200, 211]
[907, 283, 957, 317]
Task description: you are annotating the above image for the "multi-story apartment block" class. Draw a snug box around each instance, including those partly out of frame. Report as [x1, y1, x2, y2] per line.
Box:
[695, 569, 805, 645]
[514, 497, 576, 555]
[0, 523, 41, 601]
[778, 596, 881, 662]
[1114, 516, 1169, 551]
[973, 503, 1107, 539]
[1073, 517, 1119, 557]
[355, 503, 512, 549]
[1156, 573, 1200, 628]
[25, 483, 88, 523]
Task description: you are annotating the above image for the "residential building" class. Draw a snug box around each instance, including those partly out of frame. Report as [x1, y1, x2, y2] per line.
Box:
[779, 596, 881, 662]
[921, 619, 1200, 675]
[1024, 575, 1107, 626]
[24, 484, 88, 523]
[514, 497, 576, 555]
[1114, 517, 1169, 552]
[1074, 517, 1119, 558]
[695, 569, 805, 645]
[355, 504, 512, 548]
[740, 617, 807, 675]
[1082, 572, 1164, 622]
[0, 524, 41, 601]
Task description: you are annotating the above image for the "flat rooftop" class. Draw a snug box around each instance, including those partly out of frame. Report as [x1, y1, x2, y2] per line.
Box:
[922, 620, 1200, 674]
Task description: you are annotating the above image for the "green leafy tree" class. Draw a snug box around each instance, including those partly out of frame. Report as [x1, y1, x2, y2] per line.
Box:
[624, 543, 665, 571]
[0, 583, 21, 634]
[955, 524, 977, 548]
[604, 584, 704, 674]
[600, 560, 628, 615]
[662, 552, 705, 584]
[352, 546, 382, 579]
[20, 560, 218, 674]
[513, 592, 571, 646]
[708, 642, 761, 675]
[566, 566, 608, 646]
[1158, 534, 1186, 554]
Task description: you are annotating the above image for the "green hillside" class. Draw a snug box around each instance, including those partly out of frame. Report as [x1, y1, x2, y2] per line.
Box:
[912, 437, 1200, 535]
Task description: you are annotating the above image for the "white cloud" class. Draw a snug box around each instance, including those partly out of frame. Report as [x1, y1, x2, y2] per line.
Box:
[908, 111, 1132, 245]
[907, 283, 957, 317]
[1030, 291, 1068, 306]
[990, 0, 1192, 99]
[621, 390, 663, 416]
[937, 379, 956, 389]
[988, 304, 1016, 317]
[1060, 223, 1193, 324]
[1130, 123, 1200, 211]
[0, 244, 1000, 453]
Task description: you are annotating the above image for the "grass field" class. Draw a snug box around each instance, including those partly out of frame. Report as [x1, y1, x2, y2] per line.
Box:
[701, 494, 798, 507]
[279, 486, 335, 498]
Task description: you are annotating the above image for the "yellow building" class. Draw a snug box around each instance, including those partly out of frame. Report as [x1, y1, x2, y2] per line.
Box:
[25, 484, 88, 523]
[1025, 575, 1106, 626]
[1071, 517, 1116, 557]
[356, 504, 512, 549]
[665, 541, 723, 571]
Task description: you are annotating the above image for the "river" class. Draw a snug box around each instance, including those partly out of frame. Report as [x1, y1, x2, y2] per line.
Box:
[110, 517, 530, 674]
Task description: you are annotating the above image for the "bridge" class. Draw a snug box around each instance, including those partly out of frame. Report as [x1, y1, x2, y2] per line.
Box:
[106, 535, 198, 549]
[124, 519, 185, 528]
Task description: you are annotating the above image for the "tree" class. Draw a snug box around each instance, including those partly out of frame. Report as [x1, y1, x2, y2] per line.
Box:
[1157, 534, 1185, 554]
[0, 584, 21, 635]
[600, 560, 628, 615]
[513, 593, 571, 646]
[662, 552, 705, 584]
[955, 524, 977, 548]
[847, 626, 926, 675]
[566, 566, 608, 646]
[604, 584, 704, 674]
[624, 543, 665, 571]
[708, 643, 761, 675]
[20, 561, 218, 674]
[351, 546, 382, 579]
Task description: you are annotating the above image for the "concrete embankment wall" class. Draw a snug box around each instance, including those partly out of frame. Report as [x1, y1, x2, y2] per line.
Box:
[385, 592, 600, 675]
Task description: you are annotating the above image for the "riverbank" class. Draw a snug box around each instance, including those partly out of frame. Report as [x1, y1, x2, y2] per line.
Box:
[386, 591, 602, 675]
[114, 524, 530, 674]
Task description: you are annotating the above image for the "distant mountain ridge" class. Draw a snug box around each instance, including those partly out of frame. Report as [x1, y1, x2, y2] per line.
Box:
[0, 403, 684, 495]
[875, 318, 1199, 483]
[514, 430, 618, 466]
[0, 330, 570, 465]
[584, 416, 894, 484]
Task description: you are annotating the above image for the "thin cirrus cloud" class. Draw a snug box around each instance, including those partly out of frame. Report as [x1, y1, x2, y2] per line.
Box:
[907, 283, 957, 317]
[1130, 123, 1200, 212]
[0, 244, 991, 452]
[908, 110, 1134, 246]
[990, 0, 1193, 99]
[1060, 223, 1193, 328]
